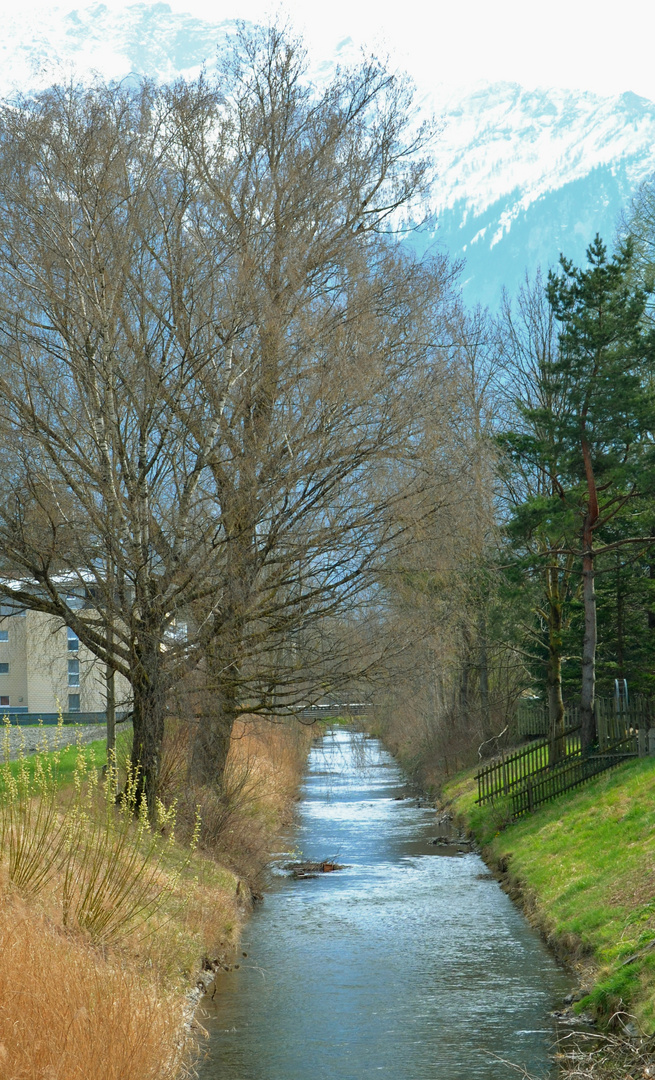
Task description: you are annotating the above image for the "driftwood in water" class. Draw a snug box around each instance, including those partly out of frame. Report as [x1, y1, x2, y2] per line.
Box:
[284, 860, 346, 879]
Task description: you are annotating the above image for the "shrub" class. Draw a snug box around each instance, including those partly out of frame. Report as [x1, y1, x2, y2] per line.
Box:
[0, 717, 198, 944]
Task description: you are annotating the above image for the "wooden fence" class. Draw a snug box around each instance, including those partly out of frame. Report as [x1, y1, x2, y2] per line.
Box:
[477, 696, 650, 817]
[516, 695, 654, 744]
[509, 736, 638, 817]
[476, 726, 581, 806]
[596, 695, 655, 748]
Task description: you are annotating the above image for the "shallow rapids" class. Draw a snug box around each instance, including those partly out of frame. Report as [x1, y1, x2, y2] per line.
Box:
[198, 729, 569, 1079]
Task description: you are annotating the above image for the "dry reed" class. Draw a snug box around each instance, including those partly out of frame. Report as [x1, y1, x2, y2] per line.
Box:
[0, 898, 189, 1080]
[0, 712, 312, 1078]
[173, 716, 314, 878]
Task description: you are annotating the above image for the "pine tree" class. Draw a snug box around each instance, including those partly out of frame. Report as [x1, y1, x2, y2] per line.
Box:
[546, 235, 655, 750]
[496, 271, 578, 763]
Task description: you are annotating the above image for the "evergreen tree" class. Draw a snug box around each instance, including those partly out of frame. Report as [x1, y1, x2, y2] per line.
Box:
[546, 235, 655, 750]
[496, 271, 578, 762]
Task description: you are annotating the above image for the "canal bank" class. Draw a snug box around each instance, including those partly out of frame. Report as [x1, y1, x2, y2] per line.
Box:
[0, 716, 312, 1078]
[442, 753, 655, 1039]
[197, 729, 570, 1080]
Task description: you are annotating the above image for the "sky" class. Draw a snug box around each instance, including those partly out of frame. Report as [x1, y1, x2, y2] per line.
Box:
[215, 0, 655, 100]
[1, 0, 654, 101]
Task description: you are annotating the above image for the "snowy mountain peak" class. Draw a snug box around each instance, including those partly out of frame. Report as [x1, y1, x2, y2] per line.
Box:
[0, 2, 654, 307]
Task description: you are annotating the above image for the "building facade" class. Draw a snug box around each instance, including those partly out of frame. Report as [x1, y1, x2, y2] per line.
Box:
[0, 604, 130, 722]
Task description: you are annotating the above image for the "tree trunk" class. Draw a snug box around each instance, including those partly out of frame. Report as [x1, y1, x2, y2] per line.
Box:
[105, 613, 116, 764]
[130, 641, 166, 812]
[190, 675, 237, 788]
[579, 431, 599, 755]
[546, 563, 566, 764]
[478, 610, 490, 734]
[192, 530, 251, 789]
[616, 554, 625, 680]
[459, 661, 470, 715]
[106, 665, 116, 764]
[580, 524, 597, 753]
[191, 628, 241, 788]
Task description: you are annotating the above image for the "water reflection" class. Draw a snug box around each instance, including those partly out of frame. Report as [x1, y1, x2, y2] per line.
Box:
[198, 730, 569, 1080]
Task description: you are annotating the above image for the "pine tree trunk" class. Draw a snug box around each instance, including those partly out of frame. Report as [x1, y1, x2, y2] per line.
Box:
[579, 435, 599, 755]
[616, 555, 625, 680]
[580, 525, 597, 753]
[547, 564, 566, 765]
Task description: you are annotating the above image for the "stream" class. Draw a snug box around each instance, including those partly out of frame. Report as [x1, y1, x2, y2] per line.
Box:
[198, 729, 570, 1079]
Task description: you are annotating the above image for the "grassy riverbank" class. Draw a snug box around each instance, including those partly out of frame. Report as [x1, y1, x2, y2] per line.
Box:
[0, 717, 313, 1078]
[442, 754, 655, 1032]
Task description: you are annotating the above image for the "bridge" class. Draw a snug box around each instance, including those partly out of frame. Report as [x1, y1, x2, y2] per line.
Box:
[295, 703, 374, 721]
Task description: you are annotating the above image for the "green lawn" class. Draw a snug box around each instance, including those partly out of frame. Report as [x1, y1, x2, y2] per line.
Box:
[1, 729, 132, 787]
[444, 755, 655, 1028]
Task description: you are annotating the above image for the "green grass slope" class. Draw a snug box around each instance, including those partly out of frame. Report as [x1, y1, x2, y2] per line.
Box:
[443, 756, 655, 1029]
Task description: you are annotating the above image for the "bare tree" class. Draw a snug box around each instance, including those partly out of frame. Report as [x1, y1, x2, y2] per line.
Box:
[0, 79, 226, 803]
[162, 28, 457, 782]
[0, 27, 458, 800]
[370, 304, 514, 781]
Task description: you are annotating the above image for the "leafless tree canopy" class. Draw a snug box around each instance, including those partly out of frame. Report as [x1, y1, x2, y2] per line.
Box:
[0, 26, 462, 802]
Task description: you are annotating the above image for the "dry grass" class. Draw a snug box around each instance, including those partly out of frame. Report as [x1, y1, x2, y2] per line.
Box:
[0, 713, 312, 1078]
[552, 1027, 655, 1078]
[0, 895, 189, 1080]
[503, 1027, 655, 1079]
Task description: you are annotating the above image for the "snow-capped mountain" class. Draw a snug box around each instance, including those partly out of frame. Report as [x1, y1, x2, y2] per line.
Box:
[423, 82, 655, 305]
[2, 3, 655, 309]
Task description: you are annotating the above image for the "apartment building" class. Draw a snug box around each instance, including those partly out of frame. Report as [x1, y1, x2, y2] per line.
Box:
[0, 602, 130, 721]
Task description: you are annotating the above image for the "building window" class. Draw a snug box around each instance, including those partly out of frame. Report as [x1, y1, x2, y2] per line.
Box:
[67, 628, 79, 651]
[68, 694, 80, 712]
[0, 664, 8, 675]
[0, 630, 7, 642]
[0, 696, 8, 707]
[0, 604, 24, 617]
[68, 659, 80, 687]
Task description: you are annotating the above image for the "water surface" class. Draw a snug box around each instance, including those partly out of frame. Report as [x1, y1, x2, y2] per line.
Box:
[199, 730, 569, 1079]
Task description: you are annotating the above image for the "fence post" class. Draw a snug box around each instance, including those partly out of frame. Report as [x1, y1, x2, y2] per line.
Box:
[649, 728, 655, 757]
[639, 727, 647, 758]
